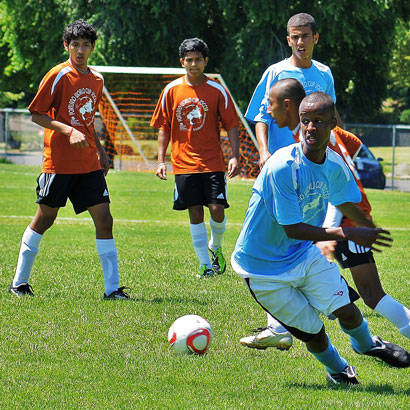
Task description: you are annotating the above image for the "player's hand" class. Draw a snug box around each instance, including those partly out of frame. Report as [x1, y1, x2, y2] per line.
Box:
[316, 240, 337, 262]
[259, 150, 271, 169]
[227, 157, 240, 178]
[69, 128, 89, 149]
[156, 163, 167, 180]
[98, 148, 110, 175]
[344, 227, 393, 252]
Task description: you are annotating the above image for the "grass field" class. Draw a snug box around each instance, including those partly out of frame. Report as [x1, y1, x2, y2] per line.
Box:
[0, 163, 409, 408]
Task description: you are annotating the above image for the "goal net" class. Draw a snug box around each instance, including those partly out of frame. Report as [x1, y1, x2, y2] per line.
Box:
[91, 66, 260, 178]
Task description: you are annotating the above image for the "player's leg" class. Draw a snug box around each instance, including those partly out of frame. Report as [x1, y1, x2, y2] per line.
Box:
[11, 204, 59, 296]
[188, 205, 213, 277]
[335, 240, 410, 339]
[174, 173, 213, 277]
[241, 272, 357, 384]
[206, 172, 228, 274]
[71, 170, 128, 299]
[11, 172, 67, 296]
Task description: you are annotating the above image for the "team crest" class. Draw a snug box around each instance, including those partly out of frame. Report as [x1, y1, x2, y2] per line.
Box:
[68, 87, 97, 127]
[176, 98, 208, 131]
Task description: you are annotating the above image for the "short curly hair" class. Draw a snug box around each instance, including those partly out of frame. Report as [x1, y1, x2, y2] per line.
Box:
[64, 19, 97, 45]
[179, 38, 209, 59]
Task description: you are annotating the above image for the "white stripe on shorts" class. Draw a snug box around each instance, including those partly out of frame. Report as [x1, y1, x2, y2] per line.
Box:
[348, 240, 370, 254]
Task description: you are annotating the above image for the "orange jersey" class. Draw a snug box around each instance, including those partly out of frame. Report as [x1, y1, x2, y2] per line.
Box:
[28, 60, 104, 174]
[294, 126, 372, 226]
[150, 76, 238, 174]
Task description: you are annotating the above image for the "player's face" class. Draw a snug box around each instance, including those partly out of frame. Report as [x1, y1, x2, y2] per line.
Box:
[267, 92, 288, 128]
[180, 51, 208, 80]
[287, 26, 318, 67]
[299, 101, 336, 163]
[64, 37, 95, 71]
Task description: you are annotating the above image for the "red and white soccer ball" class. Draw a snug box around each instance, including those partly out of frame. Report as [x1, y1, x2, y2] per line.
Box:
[168, 314, 212, 355]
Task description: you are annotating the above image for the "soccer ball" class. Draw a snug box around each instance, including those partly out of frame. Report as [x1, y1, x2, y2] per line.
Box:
[168, 314, 212, 355]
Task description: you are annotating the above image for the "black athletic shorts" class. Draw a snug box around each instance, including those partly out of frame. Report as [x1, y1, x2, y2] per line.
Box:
[334, 240, 375, 269]
[173, 172, 229, 211]
[36, 170, 110, 214]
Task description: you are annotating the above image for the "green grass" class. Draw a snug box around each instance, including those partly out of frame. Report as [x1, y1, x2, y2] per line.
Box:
[0, 163, 409, 409]
[370, 147, 410, 177]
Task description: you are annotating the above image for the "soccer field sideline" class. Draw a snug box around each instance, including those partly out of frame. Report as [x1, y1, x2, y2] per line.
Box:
[2, 215, 409, 231]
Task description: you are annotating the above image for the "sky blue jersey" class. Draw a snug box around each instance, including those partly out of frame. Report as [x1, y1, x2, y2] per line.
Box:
[245, 58, 337, 154]
[233, 143, 361, 276]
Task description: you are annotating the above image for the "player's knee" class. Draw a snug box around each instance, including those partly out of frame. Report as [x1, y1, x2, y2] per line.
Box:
[305, 326, 327, 353]
[333, 303, 362, 327]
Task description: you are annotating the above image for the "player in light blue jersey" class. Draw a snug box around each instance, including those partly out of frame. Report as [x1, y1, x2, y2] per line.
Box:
[232, 92, 409, 384]
[245, 13, 340, 165]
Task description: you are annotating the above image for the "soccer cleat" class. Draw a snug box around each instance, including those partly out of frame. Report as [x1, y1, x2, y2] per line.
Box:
[327, 365, 359, 385]
[9, 283, 34, 297]
[209, 247, 226, 274]
[196, 265, 214, 279]
[103, 286, 131, 300]
[357, 336, 410, 368]
[240, 327, 293, 350]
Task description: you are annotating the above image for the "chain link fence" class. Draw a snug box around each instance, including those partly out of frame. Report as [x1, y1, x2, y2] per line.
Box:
[1, 109, 409, 190]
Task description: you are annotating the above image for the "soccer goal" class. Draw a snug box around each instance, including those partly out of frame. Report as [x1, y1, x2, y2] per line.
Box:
[91, 66, 260, 178]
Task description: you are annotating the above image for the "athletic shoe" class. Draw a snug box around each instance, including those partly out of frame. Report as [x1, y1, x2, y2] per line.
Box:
[327, 365, 359, 385]
[103, 286, 130, 300]
[357, 336, 410, 368]
[9, 283, 34, 297]
[240, 327, 293, 350]
[196, 265, 214, 279]
[209, 247, 226, 274]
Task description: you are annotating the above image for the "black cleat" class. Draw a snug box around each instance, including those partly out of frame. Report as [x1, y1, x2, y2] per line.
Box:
[327, 365, 359, 385]
[9, 283, 34, 297]
[103, 286, 130, 300]
[358, 336, 410, 368]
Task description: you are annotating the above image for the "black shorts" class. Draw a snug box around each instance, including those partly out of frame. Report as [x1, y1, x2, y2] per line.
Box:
[173, 172, 229, 211]
[334, 240, 375, 269]
[36, 170, 110, 214]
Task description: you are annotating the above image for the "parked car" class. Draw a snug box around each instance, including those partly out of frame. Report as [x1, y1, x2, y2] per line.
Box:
[353, 144, 386, 189]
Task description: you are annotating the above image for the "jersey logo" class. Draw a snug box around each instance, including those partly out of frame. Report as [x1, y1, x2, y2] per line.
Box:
[103, 189, 109, 196]
[334, 290, 344, 296]
[217, 193, 225, 199]
[341, 252, 348, 261]
[176, 98, 208, 131]
[68, 88, 97, 127]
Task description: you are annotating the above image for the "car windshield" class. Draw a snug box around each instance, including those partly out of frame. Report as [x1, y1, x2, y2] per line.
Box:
[357, 145, 376, 160]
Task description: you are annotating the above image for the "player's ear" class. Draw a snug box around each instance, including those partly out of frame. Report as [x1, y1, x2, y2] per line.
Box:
[314, 33, 319, 45]
[204, 57, 209, 66]
[64, 41, 69, 52]
[286, 35, 292, 47]
[180, 58, 184, 67]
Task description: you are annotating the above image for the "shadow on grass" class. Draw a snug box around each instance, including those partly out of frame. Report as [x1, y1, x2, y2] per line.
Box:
[124, 296, 208, 306]
[288, 382, 410, 395]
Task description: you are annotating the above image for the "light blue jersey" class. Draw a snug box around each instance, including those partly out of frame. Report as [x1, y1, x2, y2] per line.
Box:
[233, 143, 361, 276]
[245, 58, 336, 154]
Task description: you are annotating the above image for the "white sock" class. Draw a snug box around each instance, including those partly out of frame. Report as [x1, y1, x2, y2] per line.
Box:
[267, 312, 289, 334]
[96, 239, 119, 296]
[375, 294, 410, 339]
[190, 223, 211, 267]
[13, 226, 42, 287]
[209, 216, 226, 251]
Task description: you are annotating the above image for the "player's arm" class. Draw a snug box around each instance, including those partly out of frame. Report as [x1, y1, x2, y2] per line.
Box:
[336, 202, 374, 228]
[283, 222, 392, 252]
[94, 132, 110, 175]
[156, 128, 170, 180]
[31, 112, 89, 149]
[226, 126, 240, 178]
[255, 122, 270, 168]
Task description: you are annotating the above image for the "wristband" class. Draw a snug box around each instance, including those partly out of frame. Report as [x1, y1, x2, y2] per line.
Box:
[68, 127, 74, 137]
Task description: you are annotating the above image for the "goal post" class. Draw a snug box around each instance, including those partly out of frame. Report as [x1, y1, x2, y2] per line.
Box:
[92, 65, 260, 177]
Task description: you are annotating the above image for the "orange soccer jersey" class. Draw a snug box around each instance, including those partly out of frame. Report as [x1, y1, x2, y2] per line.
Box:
[294, 126, 372, 226]
[150, 76, 238, 174]
[28, 60, 104, 174]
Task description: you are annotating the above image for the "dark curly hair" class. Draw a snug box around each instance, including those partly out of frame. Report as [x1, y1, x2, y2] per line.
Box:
[64, 19, 97, 45]
[179, 38, 209, 59]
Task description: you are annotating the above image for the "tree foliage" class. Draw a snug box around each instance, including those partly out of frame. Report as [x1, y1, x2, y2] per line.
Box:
[0, 0, 407, 123]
